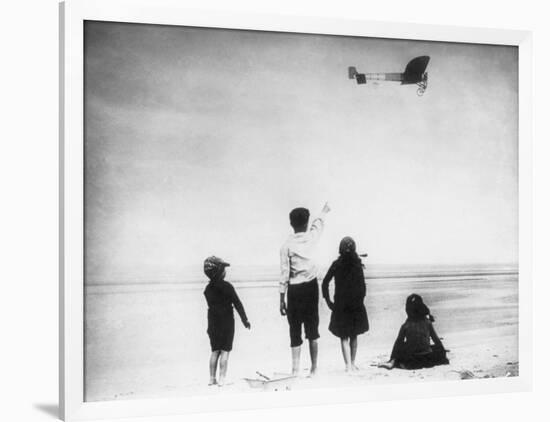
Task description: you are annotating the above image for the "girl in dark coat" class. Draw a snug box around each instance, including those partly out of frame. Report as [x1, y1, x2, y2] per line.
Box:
[379, 294, 449, 370]
[322, 237, 369, 371]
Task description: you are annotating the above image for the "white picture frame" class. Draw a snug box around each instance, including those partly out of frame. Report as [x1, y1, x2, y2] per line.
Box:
[60, 0, 533, 420]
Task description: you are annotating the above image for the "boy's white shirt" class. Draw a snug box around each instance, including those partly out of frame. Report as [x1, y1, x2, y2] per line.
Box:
[279, 210, 328, 294]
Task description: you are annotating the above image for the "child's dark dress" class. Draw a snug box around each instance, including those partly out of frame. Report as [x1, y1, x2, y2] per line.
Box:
[390, 319, 449, 369]
[322, 259, 369, 339]
[204, 280, 248, 352]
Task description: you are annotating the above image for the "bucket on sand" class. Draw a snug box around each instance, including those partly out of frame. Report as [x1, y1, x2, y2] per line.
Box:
[244, 372, 296, 391]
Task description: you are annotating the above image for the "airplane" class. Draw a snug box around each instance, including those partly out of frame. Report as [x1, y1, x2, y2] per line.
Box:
[348, 56, 430, 96]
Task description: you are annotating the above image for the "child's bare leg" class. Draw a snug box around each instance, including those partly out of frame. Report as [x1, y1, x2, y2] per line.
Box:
[340, 338, 352, 371]
[291, 346, 301, 375]
[218, 351, 230, 386]
[350, 336, 359, 370]
[308, 339, 318, 376]
[209, 351, 220, 385]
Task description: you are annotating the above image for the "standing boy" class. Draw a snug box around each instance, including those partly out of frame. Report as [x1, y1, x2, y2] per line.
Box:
[279, 202, 331, 376]
[203, 256, 251, 386]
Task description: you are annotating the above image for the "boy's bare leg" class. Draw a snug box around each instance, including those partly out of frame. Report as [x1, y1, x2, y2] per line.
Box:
[209, 351, 220, 385]
[309, 339, 318, 376]
[340, 338, 352, 371]
[350, 336, 359, 370]
[218, 351, 230, 386]
[291, 346, 301, 375]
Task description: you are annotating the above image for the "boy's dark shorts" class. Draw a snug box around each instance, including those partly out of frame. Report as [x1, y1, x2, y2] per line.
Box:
[286, 278, 320, 347]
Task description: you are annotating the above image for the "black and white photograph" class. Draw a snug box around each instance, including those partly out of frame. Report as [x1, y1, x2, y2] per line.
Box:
[83, 20, 519, 402]
[9, 0, 550, 420]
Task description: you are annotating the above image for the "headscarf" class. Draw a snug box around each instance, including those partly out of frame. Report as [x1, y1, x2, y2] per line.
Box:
[203, 256, 230, 281]
[405, 293, 435, 322]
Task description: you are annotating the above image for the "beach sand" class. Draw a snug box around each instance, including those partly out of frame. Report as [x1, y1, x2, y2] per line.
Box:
[84, 272, 518, 401]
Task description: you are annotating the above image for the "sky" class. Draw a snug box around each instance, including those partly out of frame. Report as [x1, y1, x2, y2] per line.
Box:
[84, 21, 518, 282]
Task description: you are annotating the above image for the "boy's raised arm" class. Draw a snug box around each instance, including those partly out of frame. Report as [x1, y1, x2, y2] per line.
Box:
[310, 202, 331, 241]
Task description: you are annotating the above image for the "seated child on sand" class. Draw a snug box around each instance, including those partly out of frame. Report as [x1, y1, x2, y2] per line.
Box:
[203, 256, 251, 386]
[379, 293, 449, 370]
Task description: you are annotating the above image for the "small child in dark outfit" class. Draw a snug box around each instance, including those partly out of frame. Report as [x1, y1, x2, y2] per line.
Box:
[203, 256, 251, 386]
[379, 293, 449, 370]
[322, 237, 369, 371]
